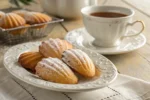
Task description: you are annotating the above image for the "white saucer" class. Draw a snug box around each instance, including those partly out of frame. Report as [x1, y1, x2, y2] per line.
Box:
[65, 28, 146, 55]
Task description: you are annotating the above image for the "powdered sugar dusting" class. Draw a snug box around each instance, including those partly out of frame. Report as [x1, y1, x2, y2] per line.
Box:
[62, 49, 95, 73]
[63, 49, 92, 63]
[37, 57, 72, 77]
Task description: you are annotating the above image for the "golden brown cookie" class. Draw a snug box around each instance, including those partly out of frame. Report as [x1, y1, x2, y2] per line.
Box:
[0, 13, 27, 35]
[39, 38, 73, 59]
[18, 52, 44, 71]
[35, 57, 78, 84]
[62, 49, 96, 78]
[14, 11, 52, 28]
[0, 13, 26, 29]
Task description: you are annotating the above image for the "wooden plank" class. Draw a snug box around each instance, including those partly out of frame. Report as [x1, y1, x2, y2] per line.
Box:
[33, 23, 67, 41]
[136, 45, 150, 62]
[61, 0, 150, 81]
[122, 0, 150, 17]
[61, 19, 83, 32]
[48, 23, 67, 39]
[106, 52, 150, 81]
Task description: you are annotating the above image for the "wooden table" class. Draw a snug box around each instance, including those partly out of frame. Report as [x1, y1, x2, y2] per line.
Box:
[0, 0, 150, 82]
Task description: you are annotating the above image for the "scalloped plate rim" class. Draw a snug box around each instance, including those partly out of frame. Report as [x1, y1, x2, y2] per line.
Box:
[3, 41, 118, 92]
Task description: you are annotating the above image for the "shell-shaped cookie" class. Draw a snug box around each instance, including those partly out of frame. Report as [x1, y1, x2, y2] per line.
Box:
[14, 11, 52, 28]
[18, 52, 44, 71]
[35, 57, 78, 84]
[39, 38, 73, 59]
[0, 13, 26, 29]
[62, 49, 95, 78]
[0, 11, 5, 18]
[16, 11, 52, 24]
[13, 10, 29, 18]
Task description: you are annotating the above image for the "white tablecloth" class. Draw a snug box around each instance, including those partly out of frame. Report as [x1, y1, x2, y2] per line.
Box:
[0, 68, 150, 100]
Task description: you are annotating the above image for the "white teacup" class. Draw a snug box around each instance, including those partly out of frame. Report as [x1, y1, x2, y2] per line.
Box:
[81, 6, 145, 47]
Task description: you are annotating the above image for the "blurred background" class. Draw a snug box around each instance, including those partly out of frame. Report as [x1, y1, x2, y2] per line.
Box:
[0, 0, 42, 11]
[0, 0, 149, 20]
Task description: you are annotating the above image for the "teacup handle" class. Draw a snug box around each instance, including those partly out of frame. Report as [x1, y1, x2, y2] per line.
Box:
[123, 20, 145, 38]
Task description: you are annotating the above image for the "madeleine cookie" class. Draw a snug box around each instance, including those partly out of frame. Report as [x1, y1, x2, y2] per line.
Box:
[18, 52, 43, 71]
[62, 49, 95, 78]
[14, 11, 52, 28]
[35, 57, 78, 84]
[0, 13, 26, 29]
[39, 38, 73, 59]
[0, 13, 28, 35]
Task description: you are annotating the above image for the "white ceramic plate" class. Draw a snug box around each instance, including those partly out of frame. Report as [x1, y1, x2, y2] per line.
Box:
[65, 28, 146, 55]
[4, 42, 118, 92]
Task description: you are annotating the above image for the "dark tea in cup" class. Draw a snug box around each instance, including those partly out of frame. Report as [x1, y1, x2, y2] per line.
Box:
[90, 12, 127, 18]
